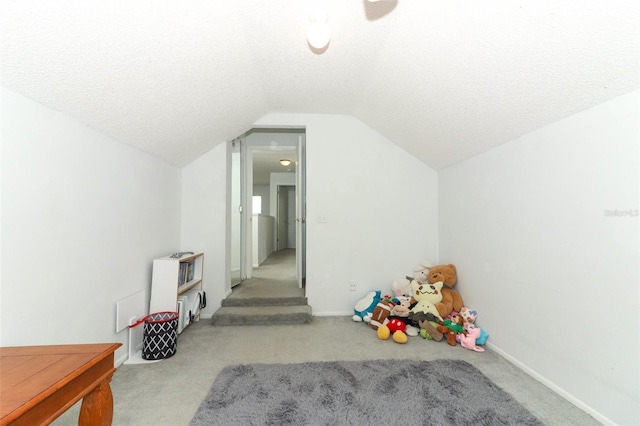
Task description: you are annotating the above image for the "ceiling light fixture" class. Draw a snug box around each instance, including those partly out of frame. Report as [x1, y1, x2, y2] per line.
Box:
[279, 159, 292, 166]
[307, 9, 330, 49]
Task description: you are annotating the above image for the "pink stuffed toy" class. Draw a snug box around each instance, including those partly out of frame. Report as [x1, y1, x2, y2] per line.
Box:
[459, 327, 485, 352]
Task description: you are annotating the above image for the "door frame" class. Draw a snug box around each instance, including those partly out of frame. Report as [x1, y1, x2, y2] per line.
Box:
[295, 134, 306, 288]
[230, 128, 306, 289]
[229, 138, 244, 287]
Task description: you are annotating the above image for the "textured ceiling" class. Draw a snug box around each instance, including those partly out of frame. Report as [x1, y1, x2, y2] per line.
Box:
[2, 0, 638, 169]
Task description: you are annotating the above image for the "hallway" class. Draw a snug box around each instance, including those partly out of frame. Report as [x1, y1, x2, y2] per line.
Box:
[227, 248, 304, 301]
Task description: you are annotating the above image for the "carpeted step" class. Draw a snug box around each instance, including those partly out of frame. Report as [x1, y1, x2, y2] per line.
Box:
[221, 296, 308, 307]
[211, 305, 312, 326]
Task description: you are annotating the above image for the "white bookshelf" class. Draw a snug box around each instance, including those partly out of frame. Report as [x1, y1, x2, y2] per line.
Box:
[149, 252, 204, 333]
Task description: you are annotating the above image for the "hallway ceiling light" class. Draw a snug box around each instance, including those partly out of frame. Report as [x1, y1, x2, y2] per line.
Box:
[279, 159, 291, 166]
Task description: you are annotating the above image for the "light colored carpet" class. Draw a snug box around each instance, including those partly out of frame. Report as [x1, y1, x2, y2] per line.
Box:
[53, 317, 600, 426]
[211, 249, 310, 325]
[191, 359, 542, 425]
[252, 248, 297, 281]
[230, 249, 303, 300]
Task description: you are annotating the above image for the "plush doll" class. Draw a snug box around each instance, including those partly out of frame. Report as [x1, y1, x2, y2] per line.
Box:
[459, 307, 489, 345]
[419, 320, 443, 341]
[391, 278, 412, 298]
[459, 307, 477, 326]
[427, 264, 463, 319]
[408, 280, 444, 326]
[391, 261, 432, 297]
[459, 327, 485, 352]
[476, 328, 489, 345]
[377, 320, 406, 343]
[376, 298, 418, 343]
[352, 290, 381, 323]
[436, 314, 465, 346]
[391, 298, 419, 336]
[413, 260, 432, 283]
[369, 300, 395, 330]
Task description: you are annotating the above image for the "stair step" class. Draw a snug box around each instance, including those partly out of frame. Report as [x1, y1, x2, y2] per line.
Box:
[222, 296, 308, 307]
[211, 305, 312, 326]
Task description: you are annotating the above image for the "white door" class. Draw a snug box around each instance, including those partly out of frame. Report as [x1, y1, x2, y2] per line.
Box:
[230, 140, 243, 287]
[286, 187, 296, 248]
[295, 135, 306, 288]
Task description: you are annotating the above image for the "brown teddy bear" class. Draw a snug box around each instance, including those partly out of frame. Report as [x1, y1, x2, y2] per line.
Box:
[427, 264, 463, 319]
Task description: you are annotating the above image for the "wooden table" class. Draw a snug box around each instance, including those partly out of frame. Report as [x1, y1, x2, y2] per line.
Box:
[1, 343, 121, 426]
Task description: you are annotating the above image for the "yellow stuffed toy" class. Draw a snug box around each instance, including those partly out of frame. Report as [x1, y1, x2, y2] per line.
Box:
[408, 280, 444, 323]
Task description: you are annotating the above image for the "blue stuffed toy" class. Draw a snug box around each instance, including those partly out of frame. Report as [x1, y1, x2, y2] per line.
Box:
[352, 290, 382, 323]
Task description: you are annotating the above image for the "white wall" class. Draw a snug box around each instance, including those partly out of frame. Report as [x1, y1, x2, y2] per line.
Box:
[0, 87, 181, 364]
[180, 144, 228, 318]
[269, 172, 295, 218]
[254, 114, 440, 315]
[253, 184, 270, 214]
[252, 214, 275, 266]
[438, 90, 639, 426]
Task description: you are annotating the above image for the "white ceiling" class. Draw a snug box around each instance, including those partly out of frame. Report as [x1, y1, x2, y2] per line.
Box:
[252, 149, 297, 186]
[2, 1, 638, 170]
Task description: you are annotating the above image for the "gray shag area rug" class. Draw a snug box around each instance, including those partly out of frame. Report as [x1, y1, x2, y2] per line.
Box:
[190, 359, 542, 425]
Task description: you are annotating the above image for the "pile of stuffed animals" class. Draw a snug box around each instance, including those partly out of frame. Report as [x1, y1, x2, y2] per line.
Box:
[352, 262, 489, 352]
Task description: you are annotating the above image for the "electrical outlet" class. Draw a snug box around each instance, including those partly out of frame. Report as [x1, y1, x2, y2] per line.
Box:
[349, 281, 357, 292]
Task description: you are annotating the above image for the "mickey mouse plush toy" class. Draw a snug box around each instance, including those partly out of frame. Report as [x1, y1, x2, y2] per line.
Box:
[377, 298, 419, 343]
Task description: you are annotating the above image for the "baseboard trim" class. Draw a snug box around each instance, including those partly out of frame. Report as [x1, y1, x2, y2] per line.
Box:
[313, 311, 352, 317]
[115, 353, 128, 368]
[487, 342, 614, 426]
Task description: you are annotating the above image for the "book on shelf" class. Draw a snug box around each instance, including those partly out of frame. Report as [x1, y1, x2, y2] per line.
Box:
[179, 294, 193, 331]
[176, 298, 186, 333]
[187, 260, 195, 282]
[178, 262, 188, 286]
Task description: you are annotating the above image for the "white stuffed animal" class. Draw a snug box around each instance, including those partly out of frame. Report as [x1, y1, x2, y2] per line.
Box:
[413, 261, 432, 282]
[391, 260, 432, 297]
[391, 279, 412, 297]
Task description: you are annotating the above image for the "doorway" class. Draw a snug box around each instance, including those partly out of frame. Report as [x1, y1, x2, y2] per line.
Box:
[277, 185, 296, 251]
[228, 129, 306, 295]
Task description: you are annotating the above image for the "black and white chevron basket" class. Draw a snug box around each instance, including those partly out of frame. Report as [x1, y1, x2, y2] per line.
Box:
[139, 311, 179, 360]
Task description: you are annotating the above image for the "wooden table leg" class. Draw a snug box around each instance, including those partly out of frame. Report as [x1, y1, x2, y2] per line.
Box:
[78, 378, 115, 426]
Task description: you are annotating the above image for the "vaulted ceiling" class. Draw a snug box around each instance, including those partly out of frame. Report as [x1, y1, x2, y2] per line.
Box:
[2, 1, 638, 170]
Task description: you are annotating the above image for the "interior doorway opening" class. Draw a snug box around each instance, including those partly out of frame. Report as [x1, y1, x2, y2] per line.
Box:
[277, 185, 296, 251]
[228, 128, 306, 295]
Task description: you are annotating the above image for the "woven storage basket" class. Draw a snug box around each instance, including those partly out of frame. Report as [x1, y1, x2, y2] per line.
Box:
[140, 311, 179, 360]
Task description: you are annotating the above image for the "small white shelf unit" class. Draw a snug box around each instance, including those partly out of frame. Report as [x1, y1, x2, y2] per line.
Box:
[149, 252, 204, 334]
